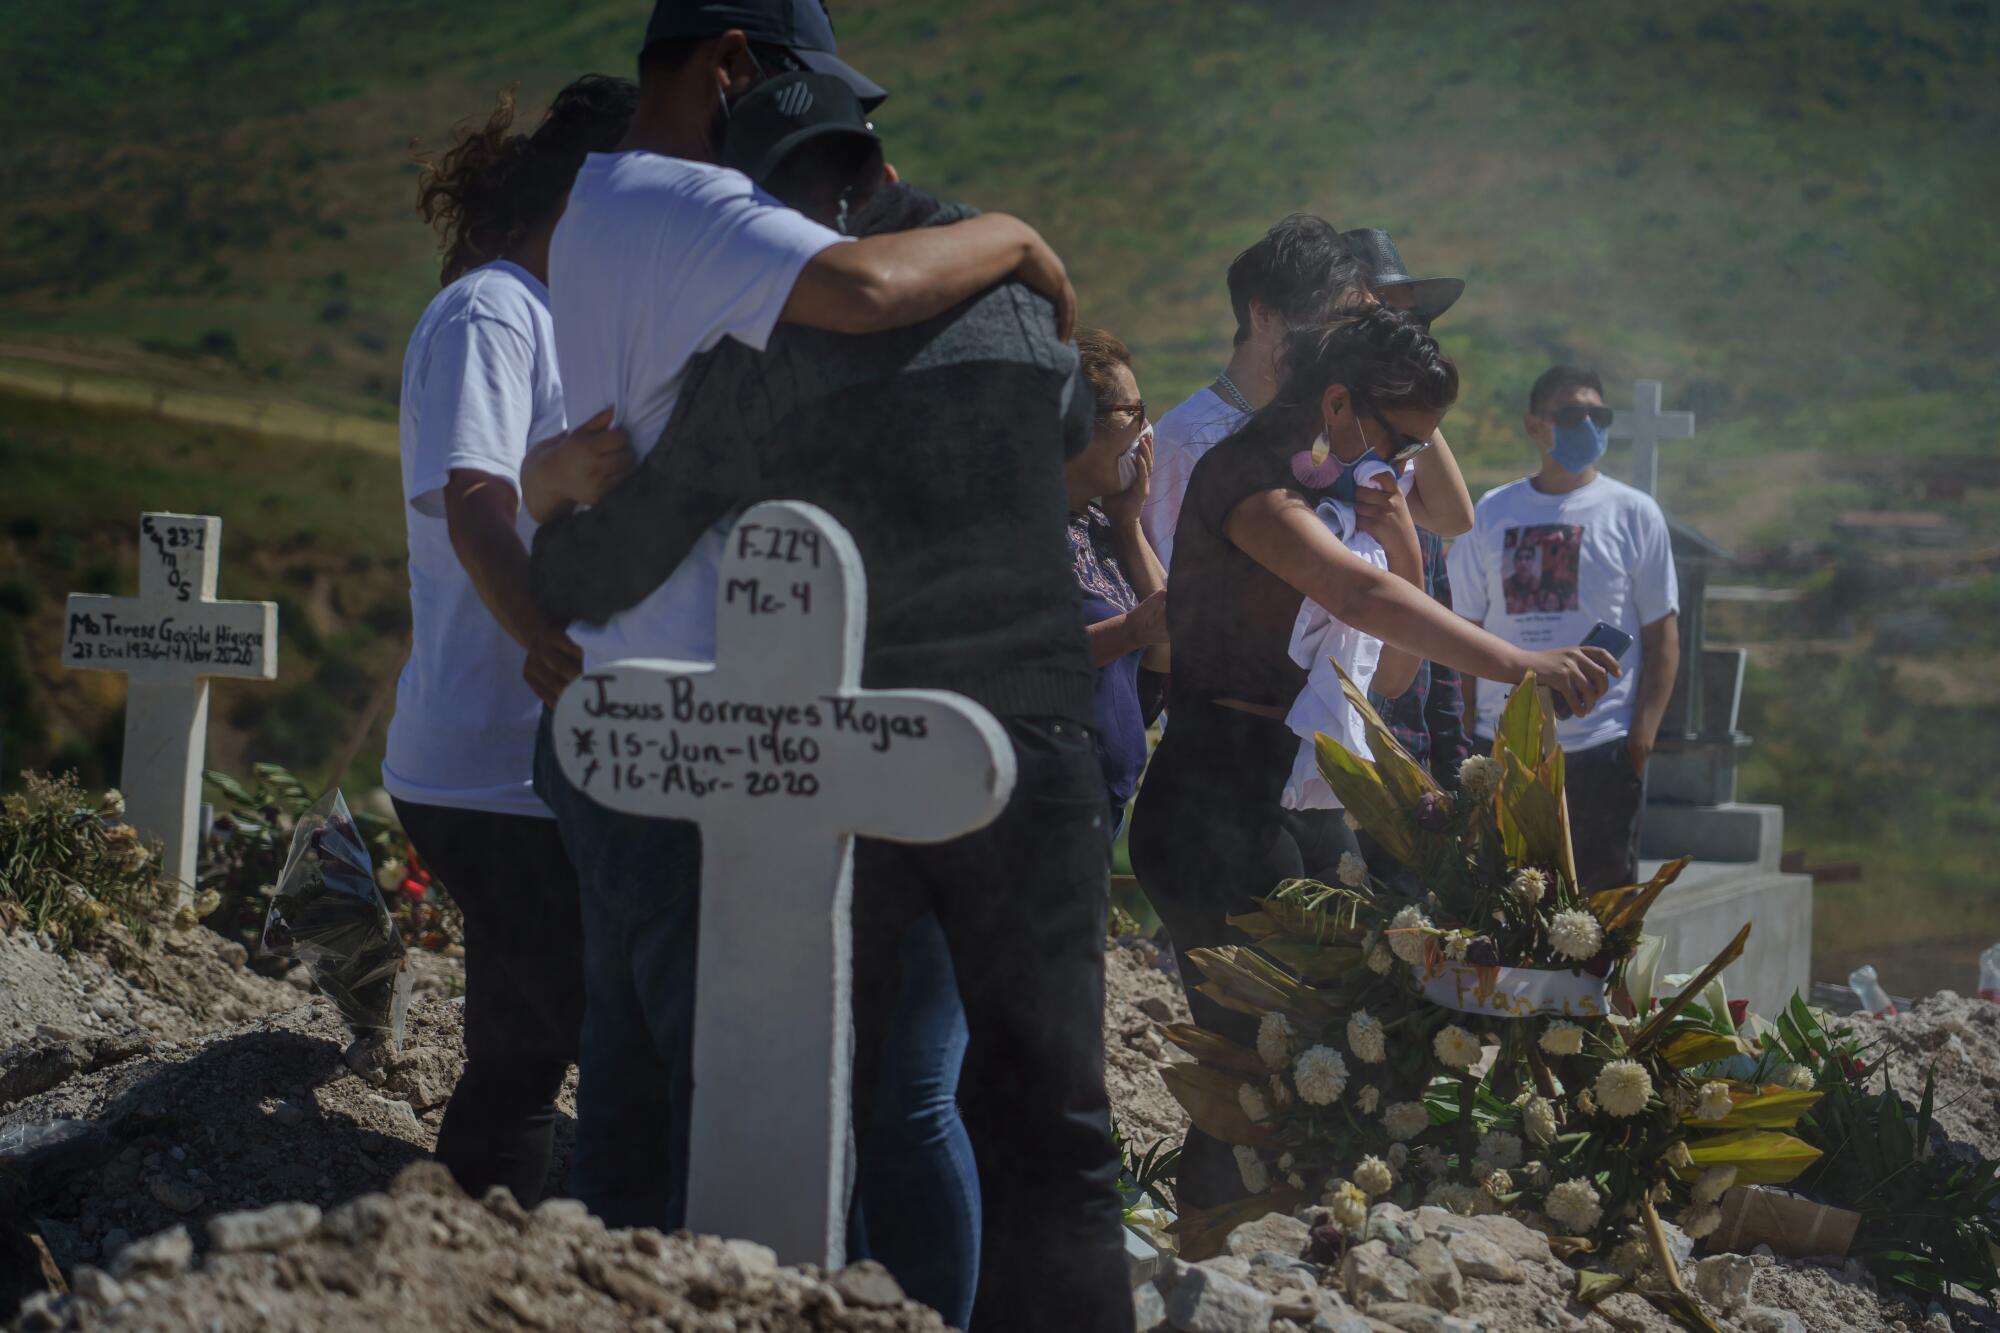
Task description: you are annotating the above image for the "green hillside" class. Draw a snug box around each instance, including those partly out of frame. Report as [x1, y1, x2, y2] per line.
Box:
[2, 0, 1996, 442]
[2, 0, 1998, 989]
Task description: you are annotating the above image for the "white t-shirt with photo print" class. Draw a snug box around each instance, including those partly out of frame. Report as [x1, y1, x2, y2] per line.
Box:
[1446, 473, 1678, 750]
[548, 150, 849, 669]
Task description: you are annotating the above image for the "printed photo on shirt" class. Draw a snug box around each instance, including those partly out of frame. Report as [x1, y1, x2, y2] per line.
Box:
[1502, 524, 1583, 616]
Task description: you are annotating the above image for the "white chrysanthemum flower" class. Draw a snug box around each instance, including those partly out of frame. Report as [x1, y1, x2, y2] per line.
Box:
[1382, 1101, 1430, 1141]
[1476, 1131, 1525, 1171]
[1508, 867, 1548, 906]
[1545, 1178, 1603, 1233]
[1337, 851, 1369, 888]
[1329, 1182, 1369, 1230]
[1415, 1144, 1449, 1178]
[1256, 1012, 1294, 1071]
[1594, 1061, 1653, 1118]
[1681, 1204, 1723, 1240]
[1524, 1096, 1559, 1145]
[1433, 1024, 1481, 1070]
[1366, 938, 1395, 974]
[1268, 1074, 1293, 1107]
[1665, 1141, 1694, 1171]
[1388, 906, 1433, 965]
[98, 788, 127, 820]
[1548, 908, 1604, 961]
[1443, 932, 1470, 961]
[375, 858, 406, 893]
[1353, 1155, 1395, 1196]
[1237, 1081, 1269, 1123]
[1774, 1062, 1817, 1091]
[1458, 754, 1503, 803]
[1576, 1088, 1597, 1116]
[1355, 1084, 1380, 1115]
[1234, 1145, 1271, 1194]
[1293, 1045, 1349, 1105]
[1692, 1165, 1737, 1205]
[1347, 1010, 1388, 1064]
[1694, 1082, 1734, 1121]
[1539, 1020, 1586, 1057]
[1482, 1168, 1514, 1197]
[1386, 1143, 1409, 1170]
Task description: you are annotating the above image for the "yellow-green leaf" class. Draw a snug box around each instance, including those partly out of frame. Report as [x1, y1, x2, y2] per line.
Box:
[1313, 735, 1414, 862]
[1256, 936, 1365, 983]
[1591, 857, 1692, 934]
[1161, 1024, 1269, 1076]
[1630, 923, 1752, 1053]
[1225, 910, 1284, 941]
[1575, 1269, 1629, 1306]
[1497, 670, 1552, 767]
[1685, 1088, 1822, 1131]
[1661, 1030, 1756, 1069]
[1684, 1129, 1823, 1185]
[1161, 1063, 1274, 1147]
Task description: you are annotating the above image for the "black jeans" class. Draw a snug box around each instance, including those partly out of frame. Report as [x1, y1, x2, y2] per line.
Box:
[391, 798, 584, 1207]
[1127, 701, 1359, 1209]
[851, 715, 1131, 1333]
[1475, 733, 1646, 890]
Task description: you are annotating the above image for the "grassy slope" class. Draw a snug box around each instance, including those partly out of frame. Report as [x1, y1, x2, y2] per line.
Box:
[2, 0, 1997, 984]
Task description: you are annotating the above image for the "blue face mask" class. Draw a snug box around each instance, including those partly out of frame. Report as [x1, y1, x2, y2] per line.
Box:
[1549, 416, 1608, 474]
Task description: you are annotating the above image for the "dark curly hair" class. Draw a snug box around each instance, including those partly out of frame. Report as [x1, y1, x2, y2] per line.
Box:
[415, 74, 637, 285]
[1225, 214, 1371, 346]
[1225, 306, 1459, 452]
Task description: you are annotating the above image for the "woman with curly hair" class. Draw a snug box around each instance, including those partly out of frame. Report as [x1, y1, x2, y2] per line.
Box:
[1129, 308, 1620, 1208]
[382, 75, 636, 1206]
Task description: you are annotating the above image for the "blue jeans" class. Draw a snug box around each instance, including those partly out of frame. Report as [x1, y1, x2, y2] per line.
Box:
[853, 913, 980, 1330]
[534, 711, 700, 1230]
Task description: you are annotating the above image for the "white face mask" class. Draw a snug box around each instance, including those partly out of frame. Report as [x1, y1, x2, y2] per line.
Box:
[1115, 421, 1153, 491]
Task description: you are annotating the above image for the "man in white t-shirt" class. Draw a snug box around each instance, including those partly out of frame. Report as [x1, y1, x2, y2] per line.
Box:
[520, 0, 1079, 1239]
[1447, 365, 1682, 889]
[1143, 214, 1475, 572]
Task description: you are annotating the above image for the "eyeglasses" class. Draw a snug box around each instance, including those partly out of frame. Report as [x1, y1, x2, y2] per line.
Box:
[1361, 400, 1433, 464]
[1548, 403, 1614, 429]
[1095, 400, 1147, 421]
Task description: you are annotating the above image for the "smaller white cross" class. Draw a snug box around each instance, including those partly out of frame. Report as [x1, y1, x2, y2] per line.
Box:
[1607, 379, 1695, 498]
[553, 500, 1015, 1267]
[63, 514, 278, 897]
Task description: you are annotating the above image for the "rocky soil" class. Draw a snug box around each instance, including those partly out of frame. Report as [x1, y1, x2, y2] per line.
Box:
[12, 1162, 950, 1332]
[6, 919, 2000, 1331]
[1861, 991, 2000, 1161]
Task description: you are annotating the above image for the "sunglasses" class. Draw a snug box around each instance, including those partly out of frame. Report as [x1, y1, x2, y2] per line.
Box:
[1547, 403, 1615, 429]
[1361, 400, 1434, 464]
[1095, 400, 1147, 421]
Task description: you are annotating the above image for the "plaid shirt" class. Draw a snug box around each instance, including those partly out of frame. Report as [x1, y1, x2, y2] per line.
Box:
[1368, 529, 1473, 787]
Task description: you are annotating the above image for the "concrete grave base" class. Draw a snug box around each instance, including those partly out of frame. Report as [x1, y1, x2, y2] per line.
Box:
[1638, 858, 1813, 1017]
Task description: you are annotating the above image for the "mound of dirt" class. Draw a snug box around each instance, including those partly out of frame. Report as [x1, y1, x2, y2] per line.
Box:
[1858, 990, 2000, 1160]
[13, 1162, 948, 1332]
[1102, 939, 1192, 1152]
[0, 995, 535, 1276]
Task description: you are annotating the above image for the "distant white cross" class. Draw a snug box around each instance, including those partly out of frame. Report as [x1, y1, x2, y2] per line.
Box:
[552, 500, 1015, 1268]
[63, 514, 278, 899]
[1608, 379, 1695, 498]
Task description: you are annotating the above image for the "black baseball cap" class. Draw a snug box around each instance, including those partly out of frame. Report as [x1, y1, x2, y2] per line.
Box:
[643, 0, 887, 110]
[721, 72, 879, 184]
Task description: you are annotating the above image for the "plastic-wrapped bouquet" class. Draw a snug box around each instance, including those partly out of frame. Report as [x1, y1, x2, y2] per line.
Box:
[1164, 670, 1825, 1313]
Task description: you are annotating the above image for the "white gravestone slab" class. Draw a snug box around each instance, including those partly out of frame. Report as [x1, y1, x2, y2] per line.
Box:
[1608, 378, 1695, 498]
[63, 514, 278, 897]
[552, 500, 1016, 1268]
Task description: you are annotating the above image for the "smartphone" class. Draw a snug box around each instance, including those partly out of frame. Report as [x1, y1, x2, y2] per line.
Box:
[1552, 622, 1633, 718]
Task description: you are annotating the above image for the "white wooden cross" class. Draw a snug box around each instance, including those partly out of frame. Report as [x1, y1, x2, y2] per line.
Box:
[551, 500, 1015, 1267]
[63, 513, 278, 899]
[1608, 378, 1695, 498]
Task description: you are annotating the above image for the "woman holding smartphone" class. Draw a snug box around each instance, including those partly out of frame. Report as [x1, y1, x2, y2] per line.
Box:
[1129, 308, 1618, 1209]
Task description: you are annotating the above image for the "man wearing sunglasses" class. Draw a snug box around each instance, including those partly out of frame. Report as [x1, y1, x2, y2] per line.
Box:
[1446, 365, 1680, 890]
